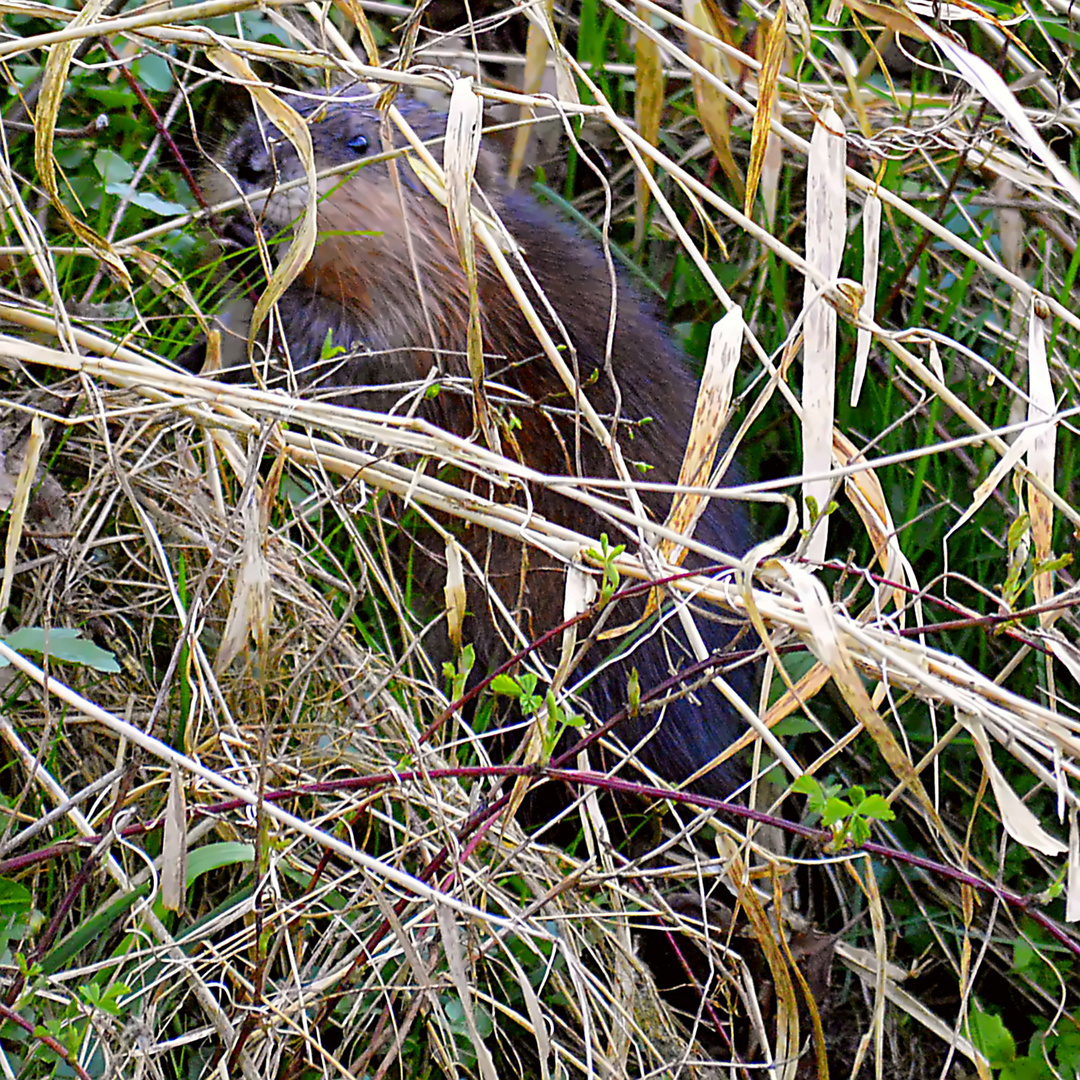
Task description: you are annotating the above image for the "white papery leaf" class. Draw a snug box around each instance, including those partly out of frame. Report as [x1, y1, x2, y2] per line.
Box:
[927, 28, 1080, 211]
[964, 717, 1068, 856]
[852, 193, 880, 407]
[802, 106, 846, 564]
[1026, 304, 1056, 617]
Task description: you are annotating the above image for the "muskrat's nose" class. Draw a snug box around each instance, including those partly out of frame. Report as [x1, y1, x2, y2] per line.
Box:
[233, 145, 271, 189]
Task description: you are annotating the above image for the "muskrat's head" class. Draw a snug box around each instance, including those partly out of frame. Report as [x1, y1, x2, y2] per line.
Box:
[201, 89, 506, 376]
[202, 89, 458, 232]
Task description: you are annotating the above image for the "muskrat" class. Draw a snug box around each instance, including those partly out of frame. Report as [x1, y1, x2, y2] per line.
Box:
[200, 88, 755, 800]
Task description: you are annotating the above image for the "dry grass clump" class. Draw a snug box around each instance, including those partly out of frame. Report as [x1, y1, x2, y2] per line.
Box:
[0, 367, 793, 1078]
[0, 1, 1078, 1078]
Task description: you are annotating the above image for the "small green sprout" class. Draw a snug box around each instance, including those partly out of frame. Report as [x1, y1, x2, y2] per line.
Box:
[587, 533, 626, 606]
[442, 644, 475, 702]
[492, 672, 583, 760]
[793, 775, 895, 849]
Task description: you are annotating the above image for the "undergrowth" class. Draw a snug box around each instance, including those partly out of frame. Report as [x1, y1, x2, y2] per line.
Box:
[0, 0, 1076, 1078]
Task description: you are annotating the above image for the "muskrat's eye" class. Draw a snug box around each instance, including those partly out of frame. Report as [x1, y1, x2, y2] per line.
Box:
[347, 133, 369, 154]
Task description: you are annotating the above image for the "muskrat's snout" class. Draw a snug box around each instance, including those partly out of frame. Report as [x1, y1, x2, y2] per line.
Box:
[203, 97, 385, 225]
[229, 139, 275, 190]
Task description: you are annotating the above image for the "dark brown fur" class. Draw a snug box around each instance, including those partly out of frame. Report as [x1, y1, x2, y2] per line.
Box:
[202, 89, 754, 798]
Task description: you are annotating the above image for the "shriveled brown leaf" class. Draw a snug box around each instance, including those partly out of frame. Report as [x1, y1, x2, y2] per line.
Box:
[682, 0, 745, 200]
[745, 0, 787, 219]
[634, 10, 665, 247]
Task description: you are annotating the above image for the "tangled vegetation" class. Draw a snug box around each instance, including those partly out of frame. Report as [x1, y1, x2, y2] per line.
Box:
[0, 0, 1078, 1077]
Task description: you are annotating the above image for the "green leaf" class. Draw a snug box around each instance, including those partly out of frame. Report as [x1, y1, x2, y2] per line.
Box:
[793, 775, 828, 815]
[80, 981, 130, 1017]
[54, 145, 88, 170]
[1000, 1057, 1049, 1080]
[1013, 939, 1036, 971]
[970, 1008, 1017, 1068]
[474, 1004, 494, 1038]
[83, 85, 136, 109]
[1053, 1026, 1080, 1071]
[93, 148, 134, 184]
[848, 817, 871, 847]
[9, 64, 41, 90]
[132, 53, 174, 91]
[490, 674, 521, 697]
[150, 844, 255, 923]
[792, 775, 822, 798]
[320, 328, 346, 360]
[104, 182, 187, 216]
[185, 842, 255, 883]
[0, 879, 30, 917]
[821, 797, 855, 827]
[443, 997, 465, 1028]
[773, 715, 818, 736]
[855, 794, 896, 822]
[1041, 20, 1080, 47]
[1, 628, 120, 673]
[40, 889, 145, 974]
[1006, 514, 1030, 551]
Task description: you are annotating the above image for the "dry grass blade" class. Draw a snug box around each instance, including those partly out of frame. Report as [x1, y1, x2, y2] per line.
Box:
[801, 105, 845, 565]
[444, 77, 496, 449]
[661, 305, 742, 567]
[0, 414, 42, 620]
[1026, 305, 1057, 619]
[207, 50, 318, 345]
[214, 462, 277, 674]
[964, 717, 1068, 856]
[682, 0, 746, 200]
[633, 6, 664, 247]
[32, 0, 129, 287]
[744, 0, 786, 219]
[506, 4, 553, 186]
[851, 191, 880, 407]
[161, 760, 188, 913]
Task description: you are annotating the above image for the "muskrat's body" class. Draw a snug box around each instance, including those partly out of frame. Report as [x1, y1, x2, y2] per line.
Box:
[204, 89, 754, 798]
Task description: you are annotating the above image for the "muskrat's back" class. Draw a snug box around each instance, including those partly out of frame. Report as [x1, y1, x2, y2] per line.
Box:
[203, 89, 754, 798]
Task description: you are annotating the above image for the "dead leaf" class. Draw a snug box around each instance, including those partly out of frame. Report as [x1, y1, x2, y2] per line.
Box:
[852, 192, 880, 407]
[802, 106, 846, 565]
[161, 762, 188, 914]
[1025, 304, 1056, 621]
[962, 715, 1068, 856]
[634, 11, 665, 248]
[206, 50, 317, 351]
[745, 0, 787, 219]
[682, 0, 745, 200]
[444, 538, 467, 653]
